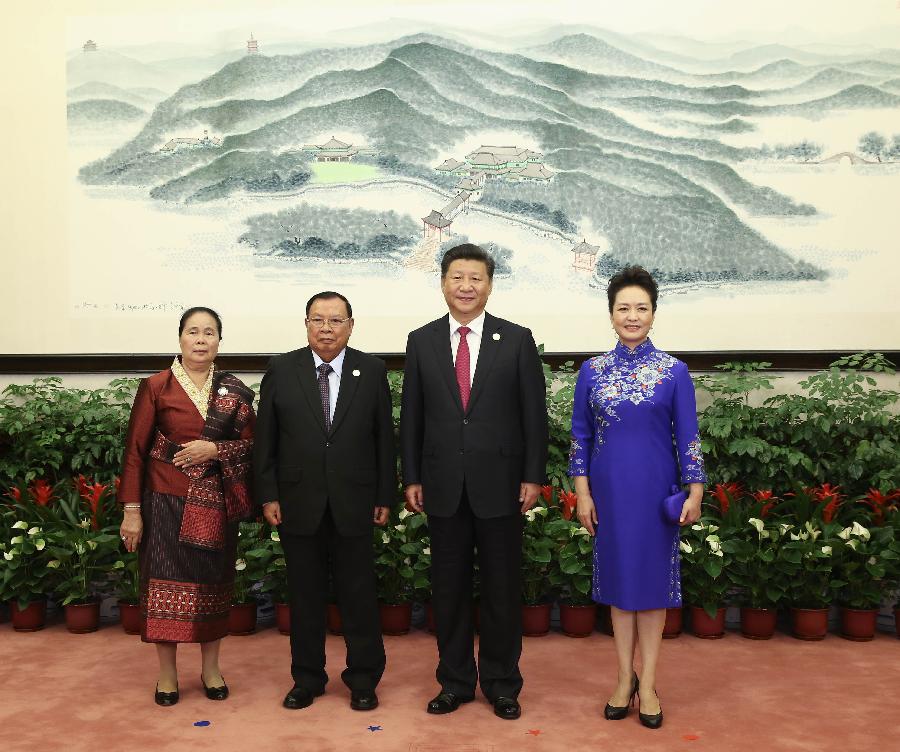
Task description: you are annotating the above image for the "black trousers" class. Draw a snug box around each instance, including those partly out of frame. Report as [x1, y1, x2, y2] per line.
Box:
[427, 488, 524, 701]
[281, 504, 385, 693]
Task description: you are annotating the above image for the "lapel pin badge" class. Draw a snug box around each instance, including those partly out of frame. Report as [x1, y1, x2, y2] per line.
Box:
[352, 369, 361, 377]
[217, 386, 228, 396]
[492, 333, 501, 341]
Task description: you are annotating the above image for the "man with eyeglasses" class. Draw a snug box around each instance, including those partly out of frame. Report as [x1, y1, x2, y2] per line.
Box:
[254, 291, 395, 713]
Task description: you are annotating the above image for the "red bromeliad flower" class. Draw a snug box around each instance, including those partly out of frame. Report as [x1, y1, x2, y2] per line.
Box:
[860, 488, 900, 526]
[28, 479, 55, 507]
[811, 484, 843, 523]
[751, 489, 777, 518]
[4, 486, 22, 506]
[559, 490, 578, 521]
[710, 482, 742, 515]
[541, 485, 553, 503]
[78, 477, 110, 530]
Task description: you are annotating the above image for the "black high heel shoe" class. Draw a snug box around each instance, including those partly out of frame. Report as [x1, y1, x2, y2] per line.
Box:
[202, 676, 229, 701]
[603, 672, 639, 720]
[638, 688, 663, 729]
[155, 685, 179, 706]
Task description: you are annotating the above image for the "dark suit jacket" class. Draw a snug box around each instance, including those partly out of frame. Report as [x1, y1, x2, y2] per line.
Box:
[400, 312, 548, 518]
[253, 346, 396, 536]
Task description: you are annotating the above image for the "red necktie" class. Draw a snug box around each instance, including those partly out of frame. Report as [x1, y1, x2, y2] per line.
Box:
[456, 326, 471, 411]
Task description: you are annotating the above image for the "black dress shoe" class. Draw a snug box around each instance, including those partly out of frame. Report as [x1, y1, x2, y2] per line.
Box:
[155, 685, 179, 707]
[426, 691, 471, 715]
[283, 686, 324, 710]
[638, 689, 663, 729]
[492, 696, 521, 720]
[604, 672, 639, 720]
[202, 676, 229, 701]
[350, 689, 379, 711]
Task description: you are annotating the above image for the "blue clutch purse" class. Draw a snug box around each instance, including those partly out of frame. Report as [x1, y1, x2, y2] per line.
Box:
[663, 485, 687, 525]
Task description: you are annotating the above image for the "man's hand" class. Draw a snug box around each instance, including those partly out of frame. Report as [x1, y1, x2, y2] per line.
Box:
[374, 506, 389, 525]
[404, 484, 424, 513]
[262, 500, 282, 526]
[519, 482, 541, 514]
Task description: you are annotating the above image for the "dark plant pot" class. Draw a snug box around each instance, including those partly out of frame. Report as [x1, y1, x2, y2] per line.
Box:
[425, 602, 436, 633]
[275, 603, 291, 635]
[327, 603, 342, 635]
[228, 602, 258, 635]
[840, 607, 877, 641]
[65, 601, 101, 634]
[379, 602, 412, 635]
[740, 607, 777, 640]
[118, 601, 141, 635]
[559, 603, 596, 637]
[662, 606, 683, 639]
[10, 600, 47, 632]
[522, 603, 552, 636]
[691, 606, 726, 639]
[790, 607, 828, 640]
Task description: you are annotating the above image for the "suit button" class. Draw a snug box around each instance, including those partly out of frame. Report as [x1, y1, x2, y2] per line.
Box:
[459, 449, 464, 454]
[325, 442, 331, 447]
[463, 419, 469, 425]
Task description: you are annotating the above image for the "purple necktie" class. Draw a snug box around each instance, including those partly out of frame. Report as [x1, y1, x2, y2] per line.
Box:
[456, 326, 471, 411]
[317, 362, 333, 431]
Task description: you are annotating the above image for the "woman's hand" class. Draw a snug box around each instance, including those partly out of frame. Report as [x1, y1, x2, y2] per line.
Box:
[576, 493, 598, 536]
[173, 440, 218, 468]
[679, 485, 704, 525]
[120, 509, 143, 552]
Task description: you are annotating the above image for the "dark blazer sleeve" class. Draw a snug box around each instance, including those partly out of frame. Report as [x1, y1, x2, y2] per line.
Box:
[252, 362, 279, 507]
[375, 359, 397, 506]
[399, 331, 424, 486]
[518, 327, 549, 484]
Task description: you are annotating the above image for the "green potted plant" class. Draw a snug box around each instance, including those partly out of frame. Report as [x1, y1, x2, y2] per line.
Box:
[521, 501, 556, 636]
[730, 515, 790, 639]
[373, 505, 427, 635]
[253, 529, 289, 634]
[1, 518, 53, 630]
[111, 552, 141, 634]
[230, 521, 268, 635]
[679, 518, 734, 638]
[833, 521, 898, 640]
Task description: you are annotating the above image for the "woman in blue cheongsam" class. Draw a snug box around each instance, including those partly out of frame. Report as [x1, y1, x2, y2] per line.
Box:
[569, 266, 706, 730]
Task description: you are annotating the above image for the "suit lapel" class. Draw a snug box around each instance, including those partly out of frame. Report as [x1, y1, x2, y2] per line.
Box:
[329, 348, 360, 436]
[294, 348, 327, 435]
[467, 312, 502, 414]
[428, 315, 464, 414]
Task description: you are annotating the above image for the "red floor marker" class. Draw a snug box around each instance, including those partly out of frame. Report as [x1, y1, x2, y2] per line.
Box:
[526, 729, 542, 736]
[683, 733, 700, 741]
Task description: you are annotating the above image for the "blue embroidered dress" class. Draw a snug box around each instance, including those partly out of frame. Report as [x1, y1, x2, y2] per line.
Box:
[568, 339, 706, 611]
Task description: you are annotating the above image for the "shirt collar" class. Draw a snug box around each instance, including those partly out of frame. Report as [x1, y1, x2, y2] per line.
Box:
[449, 310, 486, 337]
[312, 347, 346, 376]
[614, 338, 655, 360]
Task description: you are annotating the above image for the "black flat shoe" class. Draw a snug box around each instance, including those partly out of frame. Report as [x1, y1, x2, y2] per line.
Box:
[283, 686, 324, 710]
[350, 689, 379, 711]
[426, 691, 471, 715]
[155, 685, 179, 707]
[604, 672, 639, 720]
[638, 689, 663, 729]
[202, 676, 229, 701]
[493, 696, 521, 720]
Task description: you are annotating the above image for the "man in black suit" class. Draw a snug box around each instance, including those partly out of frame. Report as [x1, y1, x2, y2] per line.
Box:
[254, 291, 395, 712]
[401, 244, 548, 720]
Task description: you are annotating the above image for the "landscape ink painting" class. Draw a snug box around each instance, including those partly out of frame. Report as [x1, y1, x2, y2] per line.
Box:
[65, 3, 900, 353]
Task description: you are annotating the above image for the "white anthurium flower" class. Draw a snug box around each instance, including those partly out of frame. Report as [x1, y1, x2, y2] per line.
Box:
[394, 524, 406, 533]
[46, 559, 60, 568]
[112, 560, 125, 569]
[712, 549, 724, 557]
[779, 523, 794, 534]
[574, 526, 590, 537]
[235, 559, 247, 571]
[851, 522, 870, 541]
[274, 557, 285, 566]
[35, 539, 46, 551]
[403, 557, 411, 565]
[748, 518, 765, 533]
[536, 507, 548, 516]
[821, 546, 832, 556]
[800, 532, 809, 541]
[270, 531, 280, 542]
[75, 543, 86, 555]
[790, 532, 801, 541]
[10, 536, 24, 545]
[867, 556, 877, 565]
[707, 524, 719, 533]
[422, 547, 431, 556]
[837, 527, 851, 540]
[679, 540, 693, 554]
[398, 508, 411, 520]
[381, 532, 390, 544]
[760, 530, 771, 539]
[804, 522, 821, 540]
[27, 526, 41, 536]
[691, 523, 704, 531]
[846, 539, 859, 551]
[525, 509, 537, 522]
[705, 534, 720, 544]
[708, 539, 722, 553]
[12, 521, 28, 530]
[3, 551, 13, 561]
[79, 519, 90, 529]
[87, 540, 98, 550]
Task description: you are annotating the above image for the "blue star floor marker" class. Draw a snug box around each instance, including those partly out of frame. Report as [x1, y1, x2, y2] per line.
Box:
[367, 725, 383, 732]
[193, 721, 211, 727]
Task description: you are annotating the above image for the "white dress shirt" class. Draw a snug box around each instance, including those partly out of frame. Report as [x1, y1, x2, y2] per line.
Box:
[449, 311, 485, 385]
[312, 347, 346, 423]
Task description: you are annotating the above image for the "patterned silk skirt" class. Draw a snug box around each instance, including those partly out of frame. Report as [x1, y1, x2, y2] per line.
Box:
[139, 491, 238, 643]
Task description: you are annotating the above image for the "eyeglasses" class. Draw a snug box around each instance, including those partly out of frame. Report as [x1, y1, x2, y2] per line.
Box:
[306, 317, 351, 329]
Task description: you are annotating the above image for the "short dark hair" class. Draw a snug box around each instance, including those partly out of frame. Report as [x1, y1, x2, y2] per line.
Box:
[305, 291, 352, 318]
[179, 306, 222, 338]
[606, 266, 658, 313]
[440, 243, 495, 279]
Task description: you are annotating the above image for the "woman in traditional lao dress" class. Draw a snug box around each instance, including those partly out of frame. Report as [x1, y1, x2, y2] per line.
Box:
[568, 267, 706, 729]
[119, 307, 255, 706]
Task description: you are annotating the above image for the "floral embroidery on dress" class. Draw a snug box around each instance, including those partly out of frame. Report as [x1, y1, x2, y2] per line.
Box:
[568, 438, 586, 474]
[172, 357, 214, 420]
[682, 436, 706, 483]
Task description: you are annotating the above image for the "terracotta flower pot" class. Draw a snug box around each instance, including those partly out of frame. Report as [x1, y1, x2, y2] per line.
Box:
[559, 604, 596, 637]
[379, 602, 412, 635]
[275, 603, 291, 635]
[840, 607, 878, 641]
[740, 607, 777, 640]
[64, 601, 101, 634]
[790, 607, 828, 640]
[228, 602, 258, 635]
[522, 603, 552, 636]
[691, 606, 726, 639]
[10, 599, 47, 632]
[662, 606, 683, 638]
[327, 603, 342, 635]
[118, 601, 141, 635]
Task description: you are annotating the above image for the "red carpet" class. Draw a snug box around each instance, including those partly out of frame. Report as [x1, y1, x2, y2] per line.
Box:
[1, 621, 896, 752]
